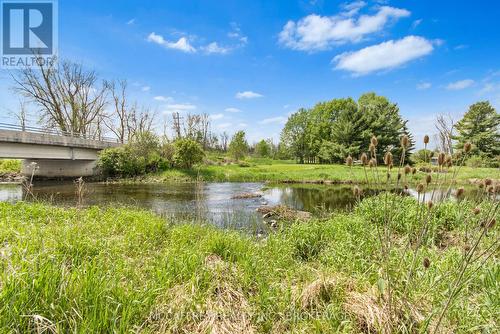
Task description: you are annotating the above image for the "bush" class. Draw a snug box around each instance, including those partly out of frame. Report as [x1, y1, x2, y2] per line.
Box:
[98, 147, 146, 177]
[411, 149, 435, 163]
[0, 159, 21, 174]
[173, 138, 205, 169]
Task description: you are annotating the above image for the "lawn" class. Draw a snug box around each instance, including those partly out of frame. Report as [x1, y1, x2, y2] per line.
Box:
[137, 161, 499, 184]
[0, 196, 497, 333]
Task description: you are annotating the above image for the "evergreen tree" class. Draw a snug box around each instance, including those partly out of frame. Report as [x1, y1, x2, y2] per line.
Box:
[454, 101, 499, 158]
[229, 131, 249, 160]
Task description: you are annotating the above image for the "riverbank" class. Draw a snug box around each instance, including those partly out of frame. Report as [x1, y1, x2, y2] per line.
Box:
[0, 197, 497, 332]
[112, 163, 499, 185]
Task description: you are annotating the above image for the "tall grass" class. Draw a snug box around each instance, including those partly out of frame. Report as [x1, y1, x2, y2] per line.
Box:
[345, 135, 499, 333]
[0, 192, 497, 332]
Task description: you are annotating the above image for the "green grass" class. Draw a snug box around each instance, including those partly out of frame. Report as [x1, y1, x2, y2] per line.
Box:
[133, 161, 499, 184]
[0, 159, 21, 174]
[0, 197, 497, 333]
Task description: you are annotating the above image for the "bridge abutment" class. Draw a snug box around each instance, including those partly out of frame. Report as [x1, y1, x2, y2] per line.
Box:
[22, 159, 99, 178]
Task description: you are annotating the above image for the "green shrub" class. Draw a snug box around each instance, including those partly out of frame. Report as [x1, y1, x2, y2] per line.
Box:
[0, 159, 21, 173]
[173, 138, 205, 169]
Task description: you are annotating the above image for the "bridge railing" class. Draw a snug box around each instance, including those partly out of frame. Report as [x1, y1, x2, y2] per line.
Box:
[0, 122, 121, 143]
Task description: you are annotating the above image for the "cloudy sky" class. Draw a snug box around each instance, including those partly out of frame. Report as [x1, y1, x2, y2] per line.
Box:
[1, 0, 499, 147]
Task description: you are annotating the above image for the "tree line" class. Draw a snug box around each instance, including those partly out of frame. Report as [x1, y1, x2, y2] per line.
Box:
[280, 93, 414, 164]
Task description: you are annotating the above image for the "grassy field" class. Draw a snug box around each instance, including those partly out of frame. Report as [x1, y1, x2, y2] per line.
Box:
[0, 159, 21, 174]
[135, 160, 499, 184]
[0, 197, 497, 333]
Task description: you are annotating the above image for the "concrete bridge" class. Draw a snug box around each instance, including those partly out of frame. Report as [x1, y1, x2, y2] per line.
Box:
[0, 123, 120, 177]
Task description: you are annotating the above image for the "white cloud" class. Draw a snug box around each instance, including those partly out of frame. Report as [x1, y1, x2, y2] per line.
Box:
[141, 86, 151, 92]
[446, 79, 474, 90]
[210, 113, 224, 120]
[127, 18, 136, 25]
[163, 103, 197, 114]
[454, 44, 468, 50]
[228, 22, 248, 45]
[236, 91, 263, 99]
[202, 42, 231, 54]
[333, 35, 434, 75]
[341, 1, 367, 16]
[147, 33, 196, 53]
[237, 123, 247, 128]
[259, 116, 287, 125]
[217, 122, 232, 129]
[225, 107, 242, 113]
[411, 19, 422, 29]
[154, 96, 172, 102]
[279, 5, 410, 51]
[416, 82, 431, 90]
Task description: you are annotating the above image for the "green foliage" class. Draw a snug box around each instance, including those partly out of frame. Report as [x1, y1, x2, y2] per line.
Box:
[280, 93, 413, 164]
[254, 139, 271, 158]
[173, 138, 205, 168]
[229, 130, 248, 161]
[0, 159, 21, 174]
[454, 101, 500, 158]
[98, 132, 170, 176]
[412, 149, 435, 163]
[0, 197, 497, 332]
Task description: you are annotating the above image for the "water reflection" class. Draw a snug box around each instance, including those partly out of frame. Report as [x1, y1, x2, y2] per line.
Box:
[0, 181, 486, 231]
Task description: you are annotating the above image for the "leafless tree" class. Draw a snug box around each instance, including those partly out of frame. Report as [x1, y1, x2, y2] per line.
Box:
[7, 99, 28, 130]
[435, 114, 455, 155]
[104, 80, 130, 143]
[220, 131, 229, 152]
[12, 59, 108, 138]
[128, 104, 156, 139]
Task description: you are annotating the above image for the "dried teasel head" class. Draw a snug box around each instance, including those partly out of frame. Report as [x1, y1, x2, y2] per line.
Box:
[346, 156, 353, 167]
[456, 187, 464, 198]
[423, 258, 430, 269]
[437, 152, 445, 166]
[400, 135, 409, 148]
[369, 159, 375, 168]
[428, 201, 434, 209]
[464, 142, 472, 153]
[472, 207, 481, 215]
[369, 143, 376, 154]
[404, 165, 411, 175]
[360, 153, 368, 165]
[412, 167, 417, 175]
[425, 174, 432, 185]
[416, 183, 425, 193]
[445, 155, 452, 165]
[384, 152, 393, 166]
[484, 178, 492, 186]
[371, 136, 378, 147]
[423, 135, 430, 145]
[397, 173, 402, 180]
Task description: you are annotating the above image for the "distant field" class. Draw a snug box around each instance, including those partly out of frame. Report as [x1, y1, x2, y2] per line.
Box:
[140, 161, 499, 184]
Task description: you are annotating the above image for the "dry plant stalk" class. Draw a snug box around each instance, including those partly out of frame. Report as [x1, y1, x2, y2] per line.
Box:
[348, 136, 498, 333]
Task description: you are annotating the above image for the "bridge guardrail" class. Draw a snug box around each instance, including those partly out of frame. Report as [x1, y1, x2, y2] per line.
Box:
[0, 122, 121, 144]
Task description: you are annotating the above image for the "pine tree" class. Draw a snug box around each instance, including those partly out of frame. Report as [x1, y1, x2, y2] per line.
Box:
[454, 101, 500, 158]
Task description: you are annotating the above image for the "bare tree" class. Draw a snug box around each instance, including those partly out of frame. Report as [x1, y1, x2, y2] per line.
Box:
[12, 59, 108, 138]
[7, 99, 28, 130]
[435, 114, 455, 155]
[220, 131, 229, 152]
[128, 105, 156, 139]
[104, 80, 130, 143]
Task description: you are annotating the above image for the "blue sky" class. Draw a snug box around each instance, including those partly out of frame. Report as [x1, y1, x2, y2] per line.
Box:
[1, 0, 500, 147]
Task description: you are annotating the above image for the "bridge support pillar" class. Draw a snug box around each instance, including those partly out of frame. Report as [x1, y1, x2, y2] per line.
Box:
[22, 159, 98, 178]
